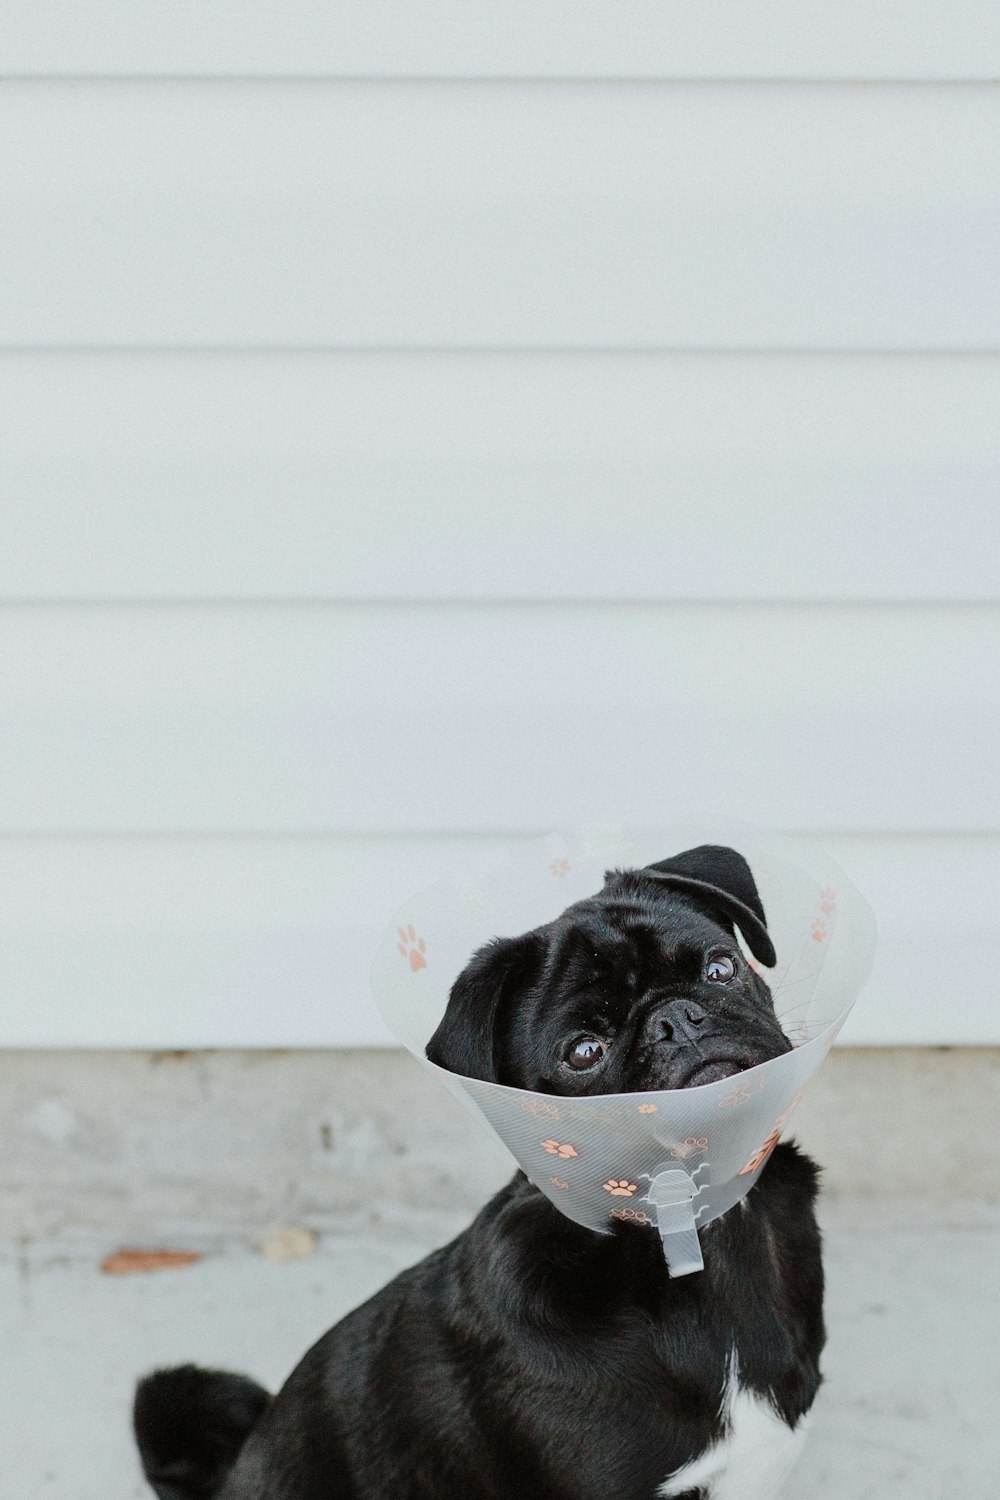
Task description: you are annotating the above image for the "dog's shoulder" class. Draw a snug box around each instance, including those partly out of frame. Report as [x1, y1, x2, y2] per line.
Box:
[758, 1139, 820, 1200]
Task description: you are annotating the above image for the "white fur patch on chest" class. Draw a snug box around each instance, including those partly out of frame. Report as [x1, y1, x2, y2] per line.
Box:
[657, 1358, 809, 1500]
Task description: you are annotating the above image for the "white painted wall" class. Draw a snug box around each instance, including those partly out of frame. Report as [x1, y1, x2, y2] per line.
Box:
[5, 2, 1000, 78]
[0, 13, 996, 1046]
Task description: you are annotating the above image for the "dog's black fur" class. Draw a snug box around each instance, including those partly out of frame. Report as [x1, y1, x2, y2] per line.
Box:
[134, 1366, 272, 1500]
[135, 845, 824, 1500]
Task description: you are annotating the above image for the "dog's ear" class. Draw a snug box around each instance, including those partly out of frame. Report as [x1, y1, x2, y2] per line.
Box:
[640, 844, 777, 968]
[425, 930, 546, 1083]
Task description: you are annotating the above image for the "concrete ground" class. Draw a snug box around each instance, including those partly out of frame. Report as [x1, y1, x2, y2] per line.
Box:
[4, 1050, 998, 1496]
[3, 1221, 997, 1500]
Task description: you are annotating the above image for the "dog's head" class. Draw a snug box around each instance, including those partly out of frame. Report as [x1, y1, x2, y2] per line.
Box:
[426, 844, 791, 1094]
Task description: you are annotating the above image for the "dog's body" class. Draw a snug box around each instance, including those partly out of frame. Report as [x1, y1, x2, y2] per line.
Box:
[136, 847, 825, 1500]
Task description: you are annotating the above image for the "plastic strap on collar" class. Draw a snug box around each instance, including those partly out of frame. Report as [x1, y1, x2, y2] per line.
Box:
[645, 1168, 704, 1277]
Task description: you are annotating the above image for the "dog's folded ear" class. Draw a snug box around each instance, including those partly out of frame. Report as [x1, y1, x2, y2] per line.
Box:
[426, 930, 546, 1083]
[640, 844, 777, 968]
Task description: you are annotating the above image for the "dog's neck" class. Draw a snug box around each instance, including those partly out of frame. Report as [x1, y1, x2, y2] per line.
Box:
[466, 1143, 823, 1430]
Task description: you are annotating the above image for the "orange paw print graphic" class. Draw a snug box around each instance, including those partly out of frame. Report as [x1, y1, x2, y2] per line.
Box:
[549, 1176, 570, 1190]
[519, 1097, 560, 1121]
[637, 1103, 658, 1115]
[719, 1076, 764, 1109]
[819, 886, 838, 915]
[610, 1205, 652, 1225]
[739, 1128, 780, 1176]
[541, 1139, 578, 1159]
[811, 918, 827, 943]
[670, 1136, 708, 1160]
[397, 925, 427, 970]
[549, 857, 570, 877]
[603, 1178, 638, 1197]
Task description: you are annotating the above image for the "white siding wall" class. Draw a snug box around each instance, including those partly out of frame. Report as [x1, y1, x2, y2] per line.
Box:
[1, 12, 997, 1046]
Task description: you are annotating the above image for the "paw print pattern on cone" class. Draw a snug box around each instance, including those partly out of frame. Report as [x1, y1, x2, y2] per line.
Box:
[520, 1097, 560, 1121]
[739, 1128, 781, 1176]
[718, 1076, 765, 1109]
[670, 1137, 708, 1160]
[603, 1178, 638, 1197]
[397, 925, 427, 971]
[541, 1139, 578, 1159]
[610, 1206, 652, 1225]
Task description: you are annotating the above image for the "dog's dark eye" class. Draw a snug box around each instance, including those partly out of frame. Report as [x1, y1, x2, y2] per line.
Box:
[705, 954, 736, 983]
[565, 1037, 607, 1070]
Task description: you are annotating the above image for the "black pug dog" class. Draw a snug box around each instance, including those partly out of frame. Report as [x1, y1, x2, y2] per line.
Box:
[134, 845, 823, 1500]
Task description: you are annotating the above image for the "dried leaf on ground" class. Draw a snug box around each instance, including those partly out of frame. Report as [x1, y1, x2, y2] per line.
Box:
[100, 1248, 202, 1275]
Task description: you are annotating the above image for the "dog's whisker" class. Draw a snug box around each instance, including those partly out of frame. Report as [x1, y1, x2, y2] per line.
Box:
[773, 995, 820, 1017]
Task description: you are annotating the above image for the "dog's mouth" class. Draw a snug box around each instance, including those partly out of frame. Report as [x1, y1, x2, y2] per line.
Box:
[676, 1055, 748, 1089]
[652, 1032, 790, 1092]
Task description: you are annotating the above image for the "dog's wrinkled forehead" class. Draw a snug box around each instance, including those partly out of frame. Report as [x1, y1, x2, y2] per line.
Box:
[426, 844, 777, 1084]
[543, 887, 731, 994]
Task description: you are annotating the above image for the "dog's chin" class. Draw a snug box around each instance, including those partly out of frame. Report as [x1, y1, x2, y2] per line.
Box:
[630, 1037, 790, 1093]
[676, 1057, 747, 1088]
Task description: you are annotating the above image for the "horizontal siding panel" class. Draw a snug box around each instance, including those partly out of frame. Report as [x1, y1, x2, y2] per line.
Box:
[1, 603, 996, 834]
[2, 82, 999, 348]
[3, 351, 998, 602]
[0, 833, 993, 1046]
[5, 2, 1000, 80]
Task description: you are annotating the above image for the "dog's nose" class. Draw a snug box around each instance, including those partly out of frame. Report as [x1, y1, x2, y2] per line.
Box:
[651, 999, 708, 1045]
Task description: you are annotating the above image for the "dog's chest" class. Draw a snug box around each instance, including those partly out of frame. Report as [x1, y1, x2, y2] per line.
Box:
[657, 1375, 808, 1500]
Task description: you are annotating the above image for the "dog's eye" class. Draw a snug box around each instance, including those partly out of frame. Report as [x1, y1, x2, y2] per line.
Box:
[705, 954, 736, 983]
[565, 1036, 607, 1070]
